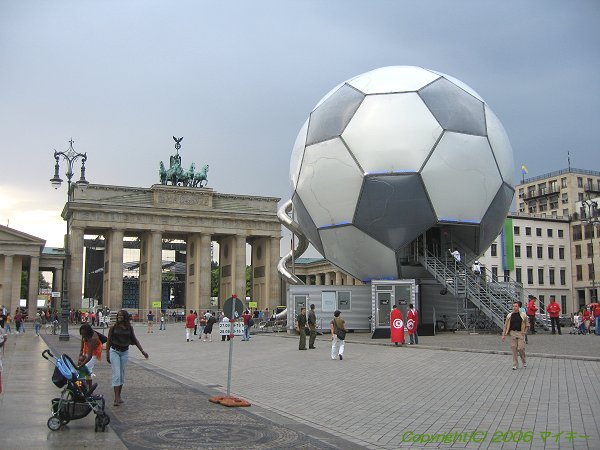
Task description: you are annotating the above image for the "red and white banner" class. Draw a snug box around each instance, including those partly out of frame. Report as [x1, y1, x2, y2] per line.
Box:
[407, 309, 418, 336]
[390, 308, 405, 344]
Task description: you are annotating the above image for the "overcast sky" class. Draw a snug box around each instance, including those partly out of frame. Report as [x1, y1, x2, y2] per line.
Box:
[1, 0, 598, 254]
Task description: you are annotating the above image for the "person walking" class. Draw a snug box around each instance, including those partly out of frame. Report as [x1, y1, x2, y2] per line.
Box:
[203, 312, 216, 342]
[308, 304, 317, 349]
[185, 310, 195, 341]
[159, 311, 166, 330]
[594, 303, 600, 336]
[526, 295, 538, 334]
[4, 313, 11, 334]
[330, 310, 346, 360]
[34, 313, 42, 336]
[296, 307, 307, 350]
[106, 310, 149, 406]
[147, 310, 155, 333]
[241, 309, 252, 341]
[502, 302, 528, 370]
[546, 296, 562, 335]
[407, 303, 419, 345]
[583, 308, 592, 334]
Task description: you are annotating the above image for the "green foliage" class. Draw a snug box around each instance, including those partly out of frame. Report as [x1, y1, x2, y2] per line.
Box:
[211, 261, 219, 298]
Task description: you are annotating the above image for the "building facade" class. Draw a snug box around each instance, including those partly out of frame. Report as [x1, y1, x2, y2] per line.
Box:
[517, 168, 600, 307]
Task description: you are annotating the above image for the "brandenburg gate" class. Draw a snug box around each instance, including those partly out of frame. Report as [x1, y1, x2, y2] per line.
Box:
[65, 183, 282, 312]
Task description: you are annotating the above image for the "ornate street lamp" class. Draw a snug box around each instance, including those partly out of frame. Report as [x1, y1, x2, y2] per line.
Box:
[49, 139, 89, 341]
[581, 195, 599, 303]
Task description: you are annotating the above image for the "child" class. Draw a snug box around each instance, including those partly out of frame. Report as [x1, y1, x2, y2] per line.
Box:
[77, 324, 102, 392]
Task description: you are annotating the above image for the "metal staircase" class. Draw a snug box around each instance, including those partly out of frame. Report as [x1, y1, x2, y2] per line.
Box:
[419, 249, 522, 330]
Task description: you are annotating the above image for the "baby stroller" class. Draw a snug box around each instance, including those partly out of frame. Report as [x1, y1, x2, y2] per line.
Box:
[42, 349, 110, 432]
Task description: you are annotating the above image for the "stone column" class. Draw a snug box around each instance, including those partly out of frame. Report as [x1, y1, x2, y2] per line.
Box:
[234, 235, 246, 299]
[149, 231, 163, 311]
[185, 233, 214, 312]
[199, 234, 212, 311]
[335, 271, 343, 285]
[305, 275, 311, 286]
[27, 255, 40, 313]
[140, 230, 162, 311]
[103, 229, 124, 311]
[69, 227, 85, 310]
[324, 272, 331, 285]
[2, 254, 14, 313]
[315, 273, 322, 286]
[269, 236, 281, 311]
[53, 267, 63, 309]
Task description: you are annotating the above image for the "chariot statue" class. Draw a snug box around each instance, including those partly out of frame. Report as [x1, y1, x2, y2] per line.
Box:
[158, 137, 209, 187]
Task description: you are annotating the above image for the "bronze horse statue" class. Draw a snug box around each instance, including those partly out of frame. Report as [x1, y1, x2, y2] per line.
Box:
[192, 164, 209, 187]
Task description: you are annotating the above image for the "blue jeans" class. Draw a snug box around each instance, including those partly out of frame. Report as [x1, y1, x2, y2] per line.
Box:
[596, 316, 600, 335]
[159, 321, 166, 330]
[34, 323, 41, 335]
[109, 347, 129, 387]
[243, 325, 250, 340]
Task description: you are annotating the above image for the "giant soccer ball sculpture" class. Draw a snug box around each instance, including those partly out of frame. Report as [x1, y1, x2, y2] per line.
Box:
[288, 66, 515, 281]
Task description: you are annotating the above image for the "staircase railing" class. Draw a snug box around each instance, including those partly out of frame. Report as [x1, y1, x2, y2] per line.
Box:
[419, 250, 519, 330]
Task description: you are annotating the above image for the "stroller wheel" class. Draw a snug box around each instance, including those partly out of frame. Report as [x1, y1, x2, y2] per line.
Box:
[48, 417, 62, 431]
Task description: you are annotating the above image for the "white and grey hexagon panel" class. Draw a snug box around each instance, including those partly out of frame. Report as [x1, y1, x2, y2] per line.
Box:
[290, 66, 515, 281]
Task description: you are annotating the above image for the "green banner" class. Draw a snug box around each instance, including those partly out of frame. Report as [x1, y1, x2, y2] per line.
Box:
[503, 218, 514, 271]
[151, 301, 162, 308]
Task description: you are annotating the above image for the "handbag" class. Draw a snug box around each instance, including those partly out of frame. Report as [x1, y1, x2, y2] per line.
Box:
[334, 318, 346, 340]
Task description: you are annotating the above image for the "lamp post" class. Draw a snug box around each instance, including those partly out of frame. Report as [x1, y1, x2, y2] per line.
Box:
[49, 139, 89, 341]
[581, 195, 599, 303]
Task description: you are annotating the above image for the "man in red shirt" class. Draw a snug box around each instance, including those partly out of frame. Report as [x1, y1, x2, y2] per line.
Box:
[241, 309, 252, 341]
[526, 295, 538, 334]
[546, 296, 561, 335]
[185, 310, 195, 342]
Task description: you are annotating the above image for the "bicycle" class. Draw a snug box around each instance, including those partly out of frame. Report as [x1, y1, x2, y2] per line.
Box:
[45, 320, 59, 335]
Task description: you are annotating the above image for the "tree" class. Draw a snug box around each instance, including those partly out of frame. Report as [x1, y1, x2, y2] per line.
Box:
[211, 261, 219, 298]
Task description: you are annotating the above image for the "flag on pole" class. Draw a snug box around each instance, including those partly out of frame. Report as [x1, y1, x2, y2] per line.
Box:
[521, 165, 529, 175]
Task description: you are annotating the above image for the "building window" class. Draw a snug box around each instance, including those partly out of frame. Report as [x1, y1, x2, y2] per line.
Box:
[563, 208, 569, 217]
[529, 205, 537, 213]
[558, 229, 563, 238]
[492, 266, 498, 282]
[515, 245, 521, 258]
[518, 188, 524, 198]
[576, 265, 583, 281]
[547, 229, 553, 238]
[537, 246, 543, 259]
[527, 268, 534, 285]
[589, 264, 596, 281]
[525, 227, 531, 236]
[575, 245, 582, 259]
[548, 246, 554, 259]
[526, 245, 532, 258]
[536, 227, 542, 237]
[559, 247, 565, 260]
[549, 200, 558, 210]
[561, 177, 567, 188]
[550, 180, 558, 192]
[577, 177, 583, 188]
[584, 224, 594, 240]
[516, 268, 522, 283]
[549, 268, 555, 285]
[560, 269, 566, 286]
[561, 295, 567, 312]
[504, 270, 510, 281]
[572, 225, 582, 241]
[491, 244, 497, 257]
[337, 291, 352, 311]
[578, 192, 584, 202]
[588, 243, 594, 258]
[514, 226, 520, 235]
[538, 268, 544, 285]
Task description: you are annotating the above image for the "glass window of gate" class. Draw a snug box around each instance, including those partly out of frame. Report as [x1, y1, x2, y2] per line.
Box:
[294, 295, 307, 317]
[377, 292, 391, 326]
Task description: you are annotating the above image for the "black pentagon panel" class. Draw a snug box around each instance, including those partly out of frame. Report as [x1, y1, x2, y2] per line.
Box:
[478, 183, 514, 253]
[354, 174, 436, 251]
[418, 77, 486, 136]
[292, 192, 325, 256]
[306, 84, 365, 146]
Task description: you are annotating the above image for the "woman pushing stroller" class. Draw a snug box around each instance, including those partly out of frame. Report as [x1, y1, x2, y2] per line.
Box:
[106, 310, 149, 406]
